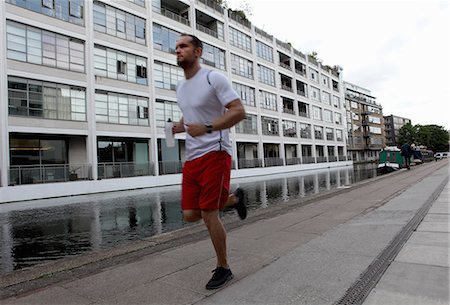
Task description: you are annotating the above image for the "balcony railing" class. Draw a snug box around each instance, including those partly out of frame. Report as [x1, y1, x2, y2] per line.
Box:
[255, 27, 273, 41]
[339, 155, 347, 161]
[159, 160, 183, 175]
[228, 9, 251, 29]
[196, 23, 219, 39]
[299, 111, 309, 118]
[295, 69, 306, 77]
[238, 158, 262, 169]
[328, 156, 338, 162]
[153, 6, 190, 26]
[316, 156, 328, 163]
[9, 163, 91, 186]
[286, 157, 301, 165]
[98, 162, 153, 179]
[196, 0, 224, 14]
[283, 107, 295, 115]
[294, 49, 306, 59]
[264, 157, 284, 167]
[297, 90, 307, 97]
[279, 62, 291, 70]
[302, 156, 316, 164]
[281, 84, 293, 92]
[276, 39, 291, 51]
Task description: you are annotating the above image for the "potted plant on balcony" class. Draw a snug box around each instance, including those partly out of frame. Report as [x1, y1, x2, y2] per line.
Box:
[69, 166, 80, 181]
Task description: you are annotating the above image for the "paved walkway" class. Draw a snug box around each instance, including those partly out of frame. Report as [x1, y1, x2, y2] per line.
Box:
[1, 160, 449, 305]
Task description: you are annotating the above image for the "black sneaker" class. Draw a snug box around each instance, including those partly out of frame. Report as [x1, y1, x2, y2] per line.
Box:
[234, 187, 247, 220]
[205, 267, 233, 290]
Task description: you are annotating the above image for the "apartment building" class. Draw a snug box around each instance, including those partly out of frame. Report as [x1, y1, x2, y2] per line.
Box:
[344, 82, 385, 162]
[0, 0, 348, 201]
[384, 115, 412, 147]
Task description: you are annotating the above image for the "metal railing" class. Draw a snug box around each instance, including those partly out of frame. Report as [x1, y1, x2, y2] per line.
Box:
[339, 155, 347, 161]
[153, 6, 190, 26]
[316, 156, 328, 163]
[297, 90, 307, 97]
[196, 0, 224, 14]
[295, 69, 306, 77]
[228, 9, 251, 29]
[9, 164, 91, 185]
[294, 49, 306, 59]
[328, 156, 338, 162]
[281, 84, 293, 92]
[279, 62, 291, 70]
[196, 23, 219, 39]
[158, 160, 183, 175]
[264, 157, 284, 167]
[97, 162, 153, 179]
[302, 156, 316, 164]
[283, 107, 295, 115]
[238, 159, 263, 169]
[255, 27, 273, 41]
[286, 157, 301, 165]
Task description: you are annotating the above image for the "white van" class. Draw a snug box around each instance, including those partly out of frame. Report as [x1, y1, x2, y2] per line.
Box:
[434, 152, 449, 159]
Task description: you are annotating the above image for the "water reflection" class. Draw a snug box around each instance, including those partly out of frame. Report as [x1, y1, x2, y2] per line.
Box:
[0, 164, 377, 274]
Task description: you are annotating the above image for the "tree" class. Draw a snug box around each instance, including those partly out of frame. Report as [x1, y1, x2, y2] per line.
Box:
[397, 123, 417, 146]
[416, 125, 449, 152]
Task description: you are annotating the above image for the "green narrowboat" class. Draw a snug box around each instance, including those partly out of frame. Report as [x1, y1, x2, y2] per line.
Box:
[378, 147, 404, 173]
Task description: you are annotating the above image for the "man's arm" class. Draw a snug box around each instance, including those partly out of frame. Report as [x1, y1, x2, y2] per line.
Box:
[186, 99, 246, 137]
[173, 117, 185, 134]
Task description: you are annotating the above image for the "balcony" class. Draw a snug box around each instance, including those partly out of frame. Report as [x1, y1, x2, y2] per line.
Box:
[279, 62, 291, 70]
[196, 9, 223, 40]
[9, 164, 91, 186]
[158, 160, 183, 174]
[264, 157, 284, 167]
[153, 6, 190, 26]
[286, 157, 301, 165]
[328, 156, 338, 162]
[255, 26, 273, 42]
[316, 156, 328, 163]
[302, 156, 316, 164]
[276, 39, 291, 52]
[196, 23, 218, 38]
[281, 84, 293, 92]
[238, 158, 263, 169]
[196, 0, 224, 14]
[228, 9, 251, 29]
[98, 162, 154, 179]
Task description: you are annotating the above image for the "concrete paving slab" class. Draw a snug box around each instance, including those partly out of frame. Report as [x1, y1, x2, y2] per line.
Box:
[428, 205, 450, 214]
[395, 244, 450, 268]
[61, 255, 184, 301]
[94, 279, 204, 305]
[422, 213, 450, 222]
[416, 222, 450, 233]
[282, 216, 346, 234]
[160, 239, 215, 266]
[348, 210, 414, 226]
[302, 223, 403, 257]
[363, 262, 449, 305]
[198, 245, 375, 305]
[2, 286, 92, 305]
[228, 230, 318, 257]
[406, 232, 449, 247]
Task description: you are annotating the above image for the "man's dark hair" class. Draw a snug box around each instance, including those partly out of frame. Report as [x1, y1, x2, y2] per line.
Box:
[180, 33, 203, 49]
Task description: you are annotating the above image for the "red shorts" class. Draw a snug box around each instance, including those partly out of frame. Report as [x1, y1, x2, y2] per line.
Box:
[182, 151, 231, 211]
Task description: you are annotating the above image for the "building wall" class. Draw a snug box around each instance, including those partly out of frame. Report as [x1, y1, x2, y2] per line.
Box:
[0, 0, 349, 192]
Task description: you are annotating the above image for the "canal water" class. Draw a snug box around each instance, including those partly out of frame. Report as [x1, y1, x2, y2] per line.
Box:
[0, 164, 377, 274]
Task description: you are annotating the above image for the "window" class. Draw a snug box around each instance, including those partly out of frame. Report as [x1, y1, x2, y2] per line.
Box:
[6, 21, 85, 72]
[300, 123, 311, 139]
[154, 61, 184, 90]
[333, 96, 340, 108]
[93, 1, 146, 44]
[230, 53, 253, 79]
[259, 90, 277, 111]
[335, 112, 342, 125]
[326, 127, 334, 140]
[351, 101, 358, 109]
[153, 23, 179, 53]
[314, 125, 324, 140]
[336, 129, 343, 141]
[310, 86, 320, 101]
[94, 46, 147, 85]
[321, 75, 329, 87]
[6, 0, 84, 25]
[258, 64, 276, 86]
[229, 27, 252, 53]
[235, 114, 258, 134]
[256, 40, 273, 62]
[352, 113, 359, 121]
[283, 120, 297, 137]
[310, 68, 319, 83]
[261, 116, 279, 136]
[202, 42, 226, 70]
[321, 91, 331, 105]
[298, 101, 309, 118]
[8, 76, 86, 121]
[324, 109, 333, 123]
[313, 106, 322, 121]
[95, 90, 149, 125]
[155, 99, 182, 128]
[369, 126, 382, 134]
[368, 116, 381, 124]
[233, 82, 256, 107]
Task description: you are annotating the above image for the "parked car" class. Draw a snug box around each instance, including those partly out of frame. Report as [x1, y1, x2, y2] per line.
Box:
[434, 152, 449, 160]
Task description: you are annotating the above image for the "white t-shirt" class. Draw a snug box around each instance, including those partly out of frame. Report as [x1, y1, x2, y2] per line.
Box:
[177, 68, 239, 161]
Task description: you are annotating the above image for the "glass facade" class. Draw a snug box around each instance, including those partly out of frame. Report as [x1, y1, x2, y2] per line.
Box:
[154, 61, 184, 90]
[8, 76, 86, 121]
[93, 1, 146, 45]
[261, 116, 279, 136]
[6, 0, 84, 25]
[155, 99, 182, 128]
[259, 90, 277, 111]
[230, 53, 253, 79]
[233, 82, 256, 107]
[6, 21, 84, 72]
[153, 23, 179, 53]
[95, 90, 149, 126]
[201, 42, 226, 70]
[94, 46, 147, 85]
[235, 114, 258, 135]
[256, 40, 273, 62]
[258, 64, 276, 86]
[229, 27, 252, 53]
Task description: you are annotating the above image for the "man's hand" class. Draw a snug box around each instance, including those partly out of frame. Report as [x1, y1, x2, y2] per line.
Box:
[173, 121, 185, 134]
[185, 124, 208, 137]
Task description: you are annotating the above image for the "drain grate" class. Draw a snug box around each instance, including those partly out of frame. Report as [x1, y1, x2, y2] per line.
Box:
[334, 176, 448, 305]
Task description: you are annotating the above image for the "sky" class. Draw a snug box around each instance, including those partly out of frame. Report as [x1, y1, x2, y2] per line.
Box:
[227, 0, 450, 130]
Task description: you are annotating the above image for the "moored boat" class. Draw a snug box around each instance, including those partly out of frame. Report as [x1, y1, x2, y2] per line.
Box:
[378, 147, 403, 174]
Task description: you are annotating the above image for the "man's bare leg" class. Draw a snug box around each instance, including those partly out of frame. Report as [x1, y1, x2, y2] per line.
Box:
[201, 209, 228, 267]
